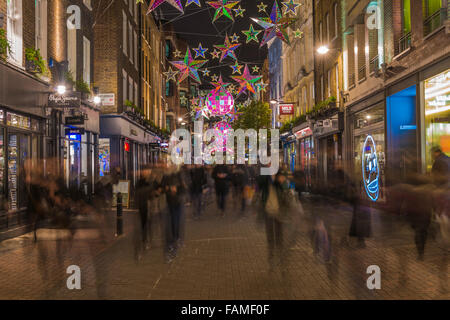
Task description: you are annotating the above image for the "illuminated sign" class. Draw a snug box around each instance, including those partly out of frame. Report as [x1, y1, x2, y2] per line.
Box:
[424, 70, 450, 116]
[124, 141, 130, 152]
[362, 135, 379, 202]
[279, 104, 294, 115]
[294, 127, 313, 139]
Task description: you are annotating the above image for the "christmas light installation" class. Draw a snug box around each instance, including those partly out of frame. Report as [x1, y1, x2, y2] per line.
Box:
[231, 64, 263, 97]
[207, 0, 241, 23]
[230, 61, 243, 74]
[362, 135, 380, 202]
[213, 121, 233, 153]
[233, 5, 246, 18]
[186, 0, 202, 7]
[214, 34, 241, 62]
[251, 0, 298, 47]
[282, 0, 301, 15]
[205, 89, 234, 116]
[170, 48, 208, 83]
[210, 75, 231, 93]
[147, 0, 184, 14]
[193, 43, 208, 59]
[242, 24, 262, 43]
[164, 66, 179, 82]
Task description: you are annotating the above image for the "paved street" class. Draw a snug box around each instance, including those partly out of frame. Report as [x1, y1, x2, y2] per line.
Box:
[0, 195, 448, 300]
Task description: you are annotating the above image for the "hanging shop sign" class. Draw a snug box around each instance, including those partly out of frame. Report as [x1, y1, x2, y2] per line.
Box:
[279, 104, 294, 115]
[65, 115, 85, 125]
[362, 135, 380, 202]
[65, 127, 85, 136]
[48, 92, 81, 108]
[99, 93, 115, 107]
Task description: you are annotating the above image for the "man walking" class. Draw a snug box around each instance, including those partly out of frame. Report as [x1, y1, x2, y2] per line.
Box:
[212, 164, 230, 217]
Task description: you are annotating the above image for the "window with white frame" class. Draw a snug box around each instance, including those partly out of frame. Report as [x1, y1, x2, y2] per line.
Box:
[134, 31, 138, 69]
[7, 0, 23, 66]
[123, 11, 127, 56]
[319, 21, 323, 44]
[326, 13, 330, 43]
[134, 81, 138, 107]
[320, 75, 324, 101]
[327, 69, 331, 97]
[310, 82, 315, 108]
[67, 21, 77, 81]
[302, 86, 307, 113]
[83, 37, 91, 86]
[334, 3, 338, 39]
[335, 64, 339, 102]
[128, 21, 133, 63]
[35, 0, 47, 61]
[128, 77, 133, 103]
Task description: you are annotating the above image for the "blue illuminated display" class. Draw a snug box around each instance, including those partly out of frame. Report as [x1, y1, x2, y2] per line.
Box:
[362, 135, 379, 202]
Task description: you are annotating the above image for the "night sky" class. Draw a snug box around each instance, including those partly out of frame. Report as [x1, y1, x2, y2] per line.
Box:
[152, 0, 272, 91]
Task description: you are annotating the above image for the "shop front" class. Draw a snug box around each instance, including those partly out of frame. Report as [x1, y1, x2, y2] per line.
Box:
[313, 112, 344, 194]
[0, 62, 48, 233]
[293, 124, 315, 191]
[100, 115, 159, 193]
[281, 132, 296, 173]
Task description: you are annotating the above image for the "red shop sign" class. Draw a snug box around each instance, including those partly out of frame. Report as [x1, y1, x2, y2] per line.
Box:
[279, 104, 294, 115]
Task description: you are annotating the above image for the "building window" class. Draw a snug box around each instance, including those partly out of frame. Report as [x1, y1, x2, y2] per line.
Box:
[83, 37, 91, 86]
[327, 69, 332, 98]
[128, 22, 133, 63]
[7, 0, 23, 66]
[123, 11, 127, 56]
[326, 13, 330, 43]
[334, 3, 338, 39]
[302, 86, 307, 114]
[123, 70, 128, 104]
[134, 82, 138, 107]
[129, 77, 133, 103]
[423, 0, 444, 36]
[319, 21, 323, 44]
[310, 82, 315, 108]
[67, 20, 77, 81]
[35, 0, 47, 61]
[134, 31, 138, 69]
[335, 64, 340, 102]
[320, 75, 324, 101]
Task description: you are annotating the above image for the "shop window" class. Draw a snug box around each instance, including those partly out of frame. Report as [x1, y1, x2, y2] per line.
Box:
[424, 69, 450, 172]
[7, 0, 23, 66]
[99, 138, 110, 177]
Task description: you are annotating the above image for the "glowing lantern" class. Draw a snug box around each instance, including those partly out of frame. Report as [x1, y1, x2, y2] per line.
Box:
[206, 89, 234, 116]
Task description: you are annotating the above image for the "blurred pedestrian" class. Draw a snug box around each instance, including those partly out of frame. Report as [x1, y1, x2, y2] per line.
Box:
[212, 164, 230, 217]
[231, 164, 248, 215]
[190, 164, 207, 219]
[431, 146, 450, 187]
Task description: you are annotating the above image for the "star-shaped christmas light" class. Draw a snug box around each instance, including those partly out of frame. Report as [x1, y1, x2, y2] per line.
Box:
[186, 0, 202, 7]
[207, 0, 241, 23]
[190, 97, 200, 106]
[202, 68, 211, 77]
[231, 64, 263, 97]
[210, 75, 231, 93]
[210, 49, 221, 59]
[230, 61, 243, 74]
[211, 74, 219, 82]
[193, 43, 208, 59]
[282, 0, 301, 15]
[233, 5, 246, 18]
[257, 2, 268, 12]
[231, 33, 240, 43]
[174, 49, 182, 58]
[242, 24, 261, 43]
[256, 81, 268, 92]
[147, 0, 184, 14]
[170, 48, 208, 83]
[294, 29, 303, 38]
[252, 0, 298, 47]
[164, 66, 180, 81]
[252, 65, 260, 73]
[214, 34, 241, 62]
[180, 95, 188, 105]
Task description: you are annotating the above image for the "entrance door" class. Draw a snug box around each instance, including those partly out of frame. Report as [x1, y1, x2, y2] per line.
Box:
[8, 132, 30, 211]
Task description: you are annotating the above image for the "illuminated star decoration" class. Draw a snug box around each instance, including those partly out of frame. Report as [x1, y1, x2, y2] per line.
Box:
[190, 97, 199, 106]
[282, 0, 301, 15]
[256, 81, 268, 92]
[164, 66, 179, 81]
[231, 33, 240, 43]
[180, 95, 188, 105]
[147, 0, 184, 14]
[252, 0, 298, 47]
[211, 49, 221, 59]
[230, 61, 243, 74]
[186, 0, 202, 7]
[173, 49, 182, 58]
[193, 43, 208, 59]
[242, 24, 262, 43]
[211, 74, 219, 82]
[207, 0, 241, 23]
[231, 64, 263, 97]
[257, 2, 268, 12]
[294, 29, 303, 38]
[252, 65, 260, 73]
[136, 0, 144, 4]
[214, 34, 241, 62]
[210, 75, 231, 93]
[170, 48, 208, 83]
[202, 68, 211, 77]
[233, 5, 246, 18]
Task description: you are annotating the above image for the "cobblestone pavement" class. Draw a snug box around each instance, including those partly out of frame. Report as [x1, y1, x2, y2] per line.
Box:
[0, 195, 448, 300]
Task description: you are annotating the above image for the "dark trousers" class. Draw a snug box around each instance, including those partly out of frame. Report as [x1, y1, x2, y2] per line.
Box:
[265, 216, 284, 262]
[414, 227, 428, 256]
[216, 189, 228, 213]
[166, 205, 182, 252]
[233, 186, 245, 212]
[192, 192, 202, 217]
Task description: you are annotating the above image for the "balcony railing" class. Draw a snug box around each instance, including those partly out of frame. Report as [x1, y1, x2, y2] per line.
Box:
[358, 64, 366, 82]
[424, 9, 447, 36]
[370, 55, 379, 74]
[398, 32, 411, 54]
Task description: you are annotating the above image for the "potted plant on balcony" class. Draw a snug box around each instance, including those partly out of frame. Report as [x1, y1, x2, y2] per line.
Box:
[25, 48, 48, 76]
[76, 80, 91, 100]
[0, 29, 11, 62]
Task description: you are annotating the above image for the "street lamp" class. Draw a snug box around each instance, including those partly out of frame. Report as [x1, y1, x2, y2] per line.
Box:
[93, 96, 101, 105]
[57, 85, 66, 95]
[317, 45, 330, 55]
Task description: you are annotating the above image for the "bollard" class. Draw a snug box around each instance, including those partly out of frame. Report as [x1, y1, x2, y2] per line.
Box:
[116, 192, 123, 236]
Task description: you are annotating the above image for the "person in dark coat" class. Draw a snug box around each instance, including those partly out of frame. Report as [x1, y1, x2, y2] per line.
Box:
[161, 167, 186, 262]
[190, 164, 207, 219]
[431, 146, 449, 187]
[348, 180, 372, 248]
[212, 164, 231, 217]
[231, 165, 248, 214]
